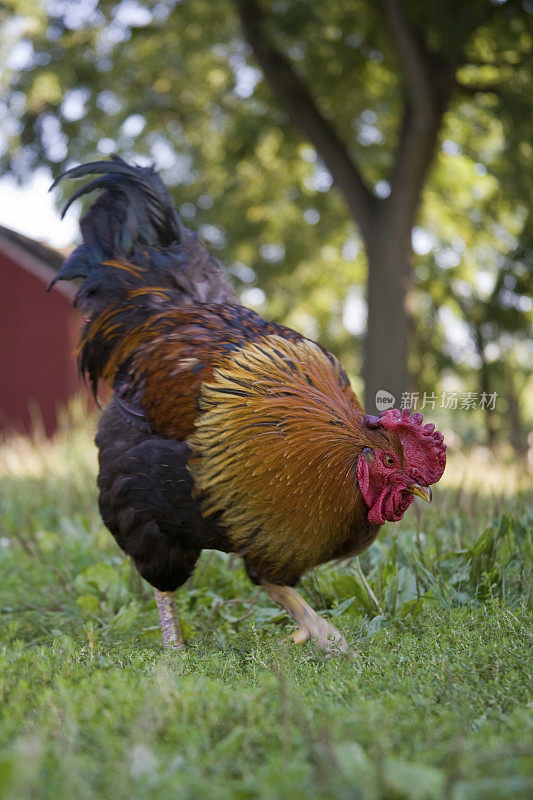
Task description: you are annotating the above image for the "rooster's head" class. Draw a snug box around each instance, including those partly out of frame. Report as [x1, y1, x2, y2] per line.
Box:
[357, 408, 446, 525]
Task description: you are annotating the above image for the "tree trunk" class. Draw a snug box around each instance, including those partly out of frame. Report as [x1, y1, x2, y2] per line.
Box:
[363, 222, 412, 412]
[506, 368, 526, 454]
[235, 0, 452, 415]
[474, 325, 498, 448]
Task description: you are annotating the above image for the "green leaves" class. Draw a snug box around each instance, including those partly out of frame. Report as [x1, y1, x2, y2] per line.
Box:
[316, 508, 532, 643]
[74, 561, 141, 633]
[75, 562, 127, 598]
[330, 574, 377, 616]
[438, 512, 532, 608]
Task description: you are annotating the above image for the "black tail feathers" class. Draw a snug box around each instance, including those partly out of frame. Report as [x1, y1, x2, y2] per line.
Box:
[48, 156, 236, 390]
[48, 155, 186, 289]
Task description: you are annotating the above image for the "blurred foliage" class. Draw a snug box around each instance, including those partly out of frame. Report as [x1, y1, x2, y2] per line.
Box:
[0, 0, 531, 442]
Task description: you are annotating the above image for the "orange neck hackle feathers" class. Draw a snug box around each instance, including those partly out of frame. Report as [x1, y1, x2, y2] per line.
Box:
[188, 335, 384, 584]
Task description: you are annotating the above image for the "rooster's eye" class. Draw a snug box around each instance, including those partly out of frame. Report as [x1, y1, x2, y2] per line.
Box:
[383, 454, 395, 467]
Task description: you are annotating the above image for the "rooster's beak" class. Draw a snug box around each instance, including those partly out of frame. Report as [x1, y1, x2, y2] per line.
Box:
[407, 484, 432, 503]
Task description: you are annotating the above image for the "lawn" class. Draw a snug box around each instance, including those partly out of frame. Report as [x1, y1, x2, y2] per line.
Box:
[0, 411, 531, 800]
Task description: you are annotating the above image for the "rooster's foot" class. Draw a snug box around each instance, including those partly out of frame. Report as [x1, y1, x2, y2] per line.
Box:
[286, 620, 350, 655]
[264, 583, 352, 656]
[154, 588, 186, 650]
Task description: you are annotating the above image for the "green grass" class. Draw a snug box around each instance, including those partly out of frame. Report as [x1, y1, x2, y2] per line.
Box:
[0, 411, 532, 800]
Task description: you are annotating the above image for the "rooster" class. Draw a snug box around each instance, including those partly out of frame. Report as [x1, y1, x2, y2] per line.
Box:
[50, 157, 446, 654]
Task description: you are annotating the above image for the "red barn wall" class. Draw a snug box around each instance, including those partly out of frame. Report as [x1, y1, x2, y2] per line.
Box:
[0, 250, 82, 437]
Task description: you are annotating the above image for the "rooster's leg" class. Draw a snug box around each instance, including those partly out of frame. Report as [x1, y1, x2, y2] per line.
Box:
[154, 588, 185, 649]
[263, 583, 350, 656]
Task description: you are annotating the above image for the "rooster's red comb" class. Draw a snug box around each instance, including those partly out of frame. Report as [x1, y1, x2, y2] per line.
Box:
[363, 407, 446, 486]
